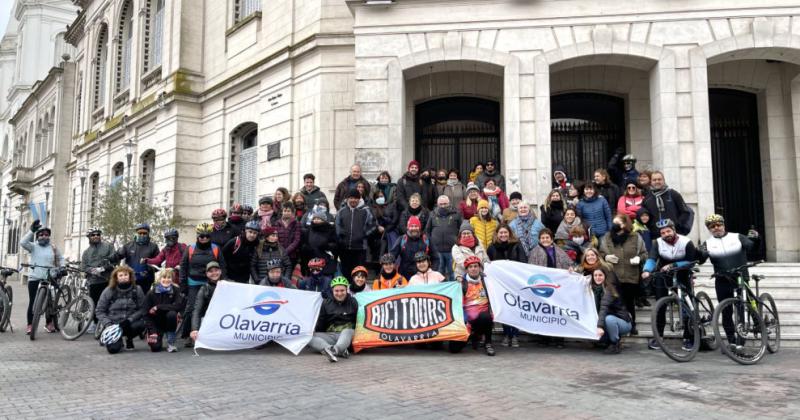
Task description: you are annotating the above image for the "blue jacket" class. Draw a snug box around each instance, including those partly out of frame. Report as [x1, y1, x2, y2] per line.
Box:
[577, 196, 612, 238]
[20, 231, 65, 281]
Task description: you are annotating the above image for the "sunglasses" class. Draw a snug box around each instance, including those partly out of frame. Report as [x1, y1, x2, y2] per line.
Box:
[37, 233, 51, 237]
[136, 232, 149, 236]
[89, 233, 101, 237]
[708, 223, 724, 229]
[198, 234, 211, 239]
[627, 186, 637, 190]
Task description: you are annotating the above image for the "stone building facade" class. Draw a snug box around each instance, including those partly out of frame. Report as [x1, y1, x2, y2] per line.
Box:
[3, 0, 799, 263]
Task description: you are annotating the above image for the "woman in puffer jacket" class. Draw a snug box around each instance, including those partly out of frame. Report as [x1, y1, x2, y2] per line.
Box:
[470, 199, 498, 249]
[576, 182, 612, 239]
[96, 266, 146, 354]
[451, 222, 490, 279]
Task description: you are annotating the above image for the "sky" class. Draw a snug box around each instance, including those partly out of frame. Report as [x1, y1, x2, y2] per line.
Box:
[0, 1, 12, 40]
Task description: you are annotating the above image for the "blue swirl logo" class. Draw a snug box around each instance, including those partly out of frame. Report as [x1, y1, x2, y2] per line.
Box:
[243, 291, 288, 315]
[520, 274, 561, 299]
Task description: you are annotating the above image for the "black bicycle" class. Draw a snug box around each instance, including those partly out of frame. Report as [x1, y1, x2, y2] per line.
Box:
[0, 267, 17, 332]
[58, 263, 96, 340]
[711, 261, 779, 365]
[650, 263, 717, 362]
[24, 264, 71, 341]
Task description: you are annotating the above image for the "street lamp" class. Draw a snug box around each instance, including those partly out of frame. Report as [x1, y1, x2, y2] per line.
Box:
[1, 200, 7, 266]
[77, 166, 89, 258]
[124, 138, 135, 186]
[43, 182, 52, 226]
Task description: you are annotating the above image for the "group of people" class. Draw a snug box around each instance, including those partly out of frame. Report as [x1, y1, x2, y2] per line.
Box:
[18, 152, 759, 360]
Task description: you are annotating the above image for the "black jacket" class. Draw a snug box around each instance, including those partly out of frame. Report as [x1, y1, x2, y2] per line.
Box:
[540, 202, 565, 233]
[594, 283, 631, 328]
[179, 242, 226, 286]
[395, 173, 435, 211]
[390, 234, 440, 280]
[258, 275, 296, 288]
[222, 235, 259, 283]
[301, 222, 338, 276]
[114, 240, 160, 284]
[596, 182, 621, 215]
[425, 207, 463, 252]
[250, 241, 292, 282]
[642, 188, 693, 236]
[315, 295, 358, 332]
[81, 241, 116, 285]
[335, 205, 376, 250]
[143, 285, 185, 328]
[191, 281, 218, 331]
[487, 242, 528, 263]
[210, 222, 241, 247]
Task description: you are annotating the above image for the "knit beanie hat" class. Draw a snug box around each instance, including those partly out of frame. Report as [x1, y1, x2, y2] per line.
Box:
[477, 199, 490, 210]
[407, 216, 421, 229]
[509, 191, 522, 201]
[466, 182, 480, 193]
[459, 220, 474, 234]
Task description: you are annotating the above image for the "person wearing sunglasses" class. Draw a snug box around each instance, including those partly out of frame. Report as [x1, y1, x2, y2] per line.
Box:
[20, 219, 66, 335]
[616, 181, 644, 219]
[113, 223, 160, 294]
[81, 227, 116, 333]
[179, 223, 226, 347]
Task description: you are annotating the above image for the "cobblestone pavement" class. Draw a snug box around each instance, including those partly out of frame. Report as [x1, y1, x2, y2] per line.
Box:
[0, 281, 798, 420]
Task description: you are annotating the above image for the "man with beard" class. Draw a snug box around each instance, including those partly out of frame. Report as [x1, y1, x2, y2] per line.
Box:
[396, 160, 426, 212]
[476, 159, 506, 191]
[114, 223, 160, 294]
[81, 227, 116, 333]
[390, 216, 439, 280]
[222, 220, 261, 283]
[334, 164, 370, 210]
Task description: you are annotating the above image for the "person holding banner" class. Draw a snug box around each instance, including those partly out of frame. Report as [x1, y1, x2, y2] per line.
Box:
[408, 252, 445, 285]
[189, 262, 225, 344]
[456, 256, 495, 356]
[528, 228, 573, 348]
[592, 266, 632, 354]
[452, 222, 490, 280]
[373, 253, 408, 290]
[307, 276, 358, 362]
[486, 225, 527, 347]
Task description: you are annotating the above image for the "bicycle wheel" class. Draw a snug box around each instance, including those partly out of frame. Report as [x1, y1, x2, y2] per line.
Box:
[30, 287, 47, 341]
[758, 293, 780, 354]
[695, 291, 717, 351]
[0, 290, 9, 332]
[59, 294, 95, 340]
[51, 287, 72, 332]
[713, 298, 767, 365]
[652, 295, 700, 362]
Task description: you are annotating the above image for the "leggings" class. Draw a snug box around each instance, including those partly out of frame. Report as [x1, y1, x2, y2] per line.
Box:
[618, 283, 639, 328]
[89, 283, 107, 323]
[653, 272, 693, 339]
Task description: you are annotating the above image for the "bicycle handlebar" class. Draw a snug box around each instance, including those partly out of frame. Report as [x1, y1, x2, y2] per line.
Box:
[711, 260, 764, 279]
[661, 261, 699, 274]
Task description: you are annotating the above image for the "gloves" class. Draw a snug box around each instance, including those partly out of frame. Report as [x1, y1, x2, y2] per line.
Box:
[629, 256, 641, 265]
[604, 255, 619, 264]
[747, 229, 759, 239]
[699, 242, 708, 254]
[30, 219, 41, 233]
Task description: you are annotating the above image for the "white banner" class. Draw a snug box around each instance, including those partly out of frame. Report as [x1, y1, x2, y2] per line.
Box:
[194, 281, 323, 354]
[484, 260, 598, 340]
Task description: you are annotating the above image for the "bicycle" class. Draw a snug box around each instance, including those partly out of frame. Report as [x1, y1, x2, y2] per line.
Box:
[57, 263, 96, 340]
[711, 261, 780, 365]
[650, 263, 717, 362]
[0, 267, 18, 332]
[23, 263, 71, 341]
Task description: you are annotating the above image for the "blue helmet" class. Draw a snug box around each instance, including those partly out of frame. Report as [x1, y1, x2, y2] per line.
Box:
[134, 223, 151, 232]
[163, 228, 179, 239]
[244, 220, 261, 232]
[655, 219, 675, 231]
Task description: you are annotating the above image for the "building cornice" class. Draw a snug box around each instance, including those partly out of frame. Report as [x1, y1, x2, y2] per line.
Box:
[9, 66, 65, 125]
[64, 9, 86, 47]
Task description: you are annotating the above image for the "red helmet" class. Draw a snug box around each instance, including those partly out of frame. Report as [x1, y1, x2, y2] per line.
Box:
[211, 208, 227, 219]
[230, 203, 243, 214]
[463, 255, 483, 269]
[308, 258, 326, 270]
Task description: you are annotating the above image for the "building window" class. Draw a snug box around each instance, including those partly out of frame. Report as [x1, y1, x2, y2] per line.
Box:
[234, 0, 261, 23]
[2, 135, 8, 161]
[230, 122, 258, 207]
[93, 24, 108, 110]
[7, 220, 19, 255]
[115, 0, 134, 93]
[46, 110, 54, 157]
[89, 172, 99, 222]
[140, 149, 155, 203]
[143, 0, 164, 73]
[112, 162, 125, 187]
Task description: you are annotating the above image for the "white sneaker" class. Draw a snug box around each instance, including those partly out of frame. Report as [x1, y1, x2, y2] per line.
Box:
[167, 344, 178, 353]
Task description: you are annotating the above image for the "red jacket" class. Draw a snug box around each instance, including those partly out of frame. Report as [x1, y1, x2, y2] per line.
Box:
[273, 218, 301, 258]
[617, 195, 644, 219]
[145, 243, 187, 270]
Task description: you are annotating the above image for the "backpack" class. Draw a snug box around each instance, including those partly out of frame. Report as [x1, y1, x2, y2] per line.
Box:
[400, 234, 430, 255]
[188, 243, 220, 262]
[670, 190, 695, 235]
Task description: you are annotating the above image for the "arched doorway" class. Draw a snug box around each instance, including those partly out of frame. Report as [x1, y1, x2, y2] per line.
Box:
[550, 93, 626, 182]
[709, 88, 766, 260]
[414, 97, 500, 179]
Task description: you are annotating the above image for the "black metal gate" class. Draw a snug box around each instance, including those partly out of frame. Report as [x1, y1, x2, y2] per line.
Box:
[709, 89, 766, 260]
[550, 93, 625, 181]
[415, 97, 500, 179]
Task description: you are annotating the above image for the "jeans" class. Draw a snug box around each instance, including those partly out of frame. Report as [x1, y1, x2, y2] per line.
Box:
[307, 329, 354, 355]
[182, 285, 202, 338]
[502, 325, 519, 337]
[604, 315, 632, 344]
[436, 252, 455, 282]
[618, 283, 639, 328]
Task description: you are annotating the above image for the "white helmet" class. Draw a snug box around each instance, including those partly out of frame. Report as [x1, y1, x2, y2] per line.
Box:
[99, 324, 122, 346]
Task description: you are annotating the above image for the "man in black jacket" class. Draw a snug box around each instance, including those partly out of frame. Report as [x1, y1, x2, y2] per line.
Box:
[642, 171, 693, 236]
[81, 227, 116, 330]
[306, 276, 358, 362]
[210, 208, 241, 247]
[333, 165, 370, 210]
[116, 223, 160, 294]
[189, 262, 226, 345]
[181, 223, 226, 347]
[425, 195, 462, 282]
[222, 220, 260, 283]
[299, 173, 328, 206]
[391, 215, 439, 280]
[335, 189, 376, 281]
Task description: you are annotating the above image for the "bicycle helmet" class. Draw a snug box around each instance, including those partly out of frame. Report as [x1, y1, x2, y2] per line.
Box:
[242, 204, 254, 215]
[413, 251, 430, 262]
[100, 324, 122, 346]
[229, 203, 243, 214]
[704, 214, 725, 227]
[134, 223, 151, 232]
[351, 266, 368, 277]
[622, 154, 637, 162]
[86, 227, 102, 237]
[35, 226, 52, 237]
[330, 276, 349, 288]
[195, 223, 214, 235]
[463, 255, 483, 269]
[163, 228, 179, 239]
[308, 258, 326, 270]
[379, 253, 396, 265]
[244, 220, 261, 232]
[211, 208, 227, 219]
[266, 259, 283, 270]
[655, 219, 676, 231]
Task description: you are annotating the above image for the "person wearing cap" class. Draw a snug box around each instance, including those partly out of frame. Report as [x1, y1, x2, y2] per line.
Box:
[113, 222, 160, 294]
[470, 199, 499, 249]
[20, 219, 66, 335]
[398, 193, 430, 236]
[300, 207, 338, 277]
[390, 215, 439, 280]
[641, 218, 698, 351]
[300, 198, 335, 236]
[259, 260, 295, 288]
[451, 221, 490, 279]
[222, 220, 261, 283]
[408, 252, 445, 286]
[180, 223, 226, 346]
[552, 164, 570, 196]
[373, 253, 408, 290]
[617, 180, 644, 219]
[299, 173, 328, 207]
[396, 160, 427, 212]
[251, 225, 292, 282]
[307, 276, 358, 362]
[426, 195, 462, 282]
[476, 159, 506, 191]
[81, 227, 116, 332]
[189, 261, 227, 344]
[257, 196, 279, 231]
[299, 258, 332, 298]
[334, 164, 370, 210]
[335, 188, 376, 282]
[502, 191, 523, 224]
[454, 256, 495, 356]
[349, 266, 371, 295]
[459, 182, 482, 220]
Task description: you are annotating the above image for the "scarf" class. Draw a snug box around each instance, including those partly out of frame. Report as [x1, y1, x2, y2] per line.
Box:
[542, 244, 556, 268]
[155, 284, 172, 294]
[611, 230, 630, 245]
[350, 281, 366, 294]
[409, 206, 422, 216]
[582, 258, 601, 273]
[258, 209, 274, 229]
[651, 185, 670, 213]
[483, 187, 500, 197]
[515, 214, 535, 250]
